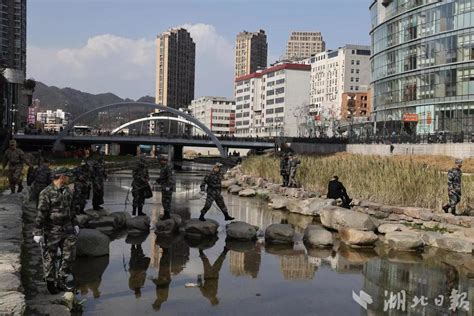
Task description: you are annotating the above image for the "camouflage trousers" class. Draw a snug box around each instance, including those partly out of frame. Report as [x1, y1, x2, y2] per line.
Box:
[201, 190, 228, 214]
[448, 191, 461, 209]
[132, 185, 146, 208]
[280, 171, 289, 187]
[92, 180, 104, 208]
[8, 165, 24, 188]
[42, 232, 77, 282]
[161, 190, 173, 214]
[72, 197, 87, 215]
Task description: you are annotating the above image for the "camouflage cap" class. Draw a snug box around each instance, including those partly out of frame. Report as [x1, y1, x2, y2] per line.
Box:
[54, 167, 74, 177]
[455, 159, 463, 165]
[215, 162, 223, 167]
[9, 140, 16, 146]
[158, 155, 168, 161]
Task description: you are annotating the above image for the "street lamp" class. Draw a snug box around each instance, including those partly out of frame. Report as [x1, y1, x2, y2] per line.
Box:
[10, 104, 18, 136]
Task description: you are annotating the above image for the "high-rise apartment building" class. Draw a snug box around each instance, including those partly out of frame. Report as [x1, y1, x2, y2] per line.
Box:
[190, 96, 236, 136]
[370, 0, 474, 137]
[234, 63, 311, 137]
[155, 28, 195, 108]
[307, 44, 371, 120]
[285, 31, 325, 61]
[235, 30, 268, 78]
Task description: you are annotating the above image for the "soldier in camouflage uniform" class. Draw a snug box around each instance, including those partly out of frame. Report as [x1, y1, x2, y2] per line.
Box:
[87, 152, 107, 211]
[280, 154, 290, 187]
[2, 140, 29, 194]
[442, 159, 463, 215]
[288, 154, 301, 188]
[132, 157, 149, 216]
[31, 158, 53, 203]
[199, 163, 234, 222]
[72, 161, 91, 215]
[155, 156, 175, 220]
[33, 168, 79, 294]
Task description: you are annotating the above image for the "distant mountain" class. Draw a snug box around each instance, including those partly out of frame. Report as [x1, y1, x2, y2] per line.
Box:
[33, 82, 155, 117]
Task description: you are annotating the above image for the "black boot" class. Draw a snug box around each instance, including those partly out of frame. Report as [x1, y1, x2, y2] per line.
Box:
[223, 211, 234, 221]
[56, 278, 74, 292]
[17, 184, 23, 193]
[451, 207, 457, 216]
[10, 186, 15, 194]
[137, 205, 145, 216]
[46, 281, 60, 295]
[132, 206, 137, 216]
[162, 212, 171, 220]
[442, 205, 450, 214]
[199, 212, 206, 221]
[93, 205, 104, 211]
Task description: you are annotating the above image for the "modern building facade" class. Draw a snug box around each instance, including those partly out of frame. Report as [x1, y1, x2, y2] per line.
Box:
[235, 30, 268, 78]
[155, 28, 195, 109]
[189, 96, 236, 136]
[370, 0, 474, 136]
[234, 63, 311, 137]
[341, 92, 372, 121]
[285, 31, 326, 61]
[308, 44, 371, 120]
[36, 109, 72, 132]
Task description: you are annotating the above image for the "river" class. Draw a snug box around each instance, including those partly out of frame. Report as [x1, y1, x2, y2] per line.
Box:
[73, 163, 473, 316]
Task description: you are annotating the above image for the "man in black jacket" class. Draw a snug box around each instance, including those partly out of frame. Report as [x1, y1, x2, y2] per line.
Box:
[327, 176, 352, 209]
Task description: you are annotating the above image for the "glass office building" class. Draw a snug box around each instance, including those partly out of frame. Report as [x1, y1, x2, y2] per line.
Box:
[370, 0, 474, 137]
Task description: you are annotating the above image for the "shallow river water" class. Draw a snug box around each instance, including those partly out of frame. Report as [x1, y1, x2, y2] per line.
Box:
[73, 163, 473, 316]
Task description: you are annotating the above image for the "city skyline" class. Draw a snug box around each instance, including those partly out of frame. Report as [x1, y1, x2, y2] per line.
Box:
[27, 0, 370, 100]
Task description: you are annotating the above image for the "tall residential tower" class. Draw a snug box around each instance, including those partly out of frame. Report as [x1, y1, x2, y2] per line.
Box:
[235, 30, 268, 78]
[285, 31, 325, 61]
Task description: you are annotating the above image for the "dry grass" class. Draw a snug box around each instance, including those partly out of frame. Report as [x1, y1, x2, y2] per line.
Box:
[241, 154, 473, 211]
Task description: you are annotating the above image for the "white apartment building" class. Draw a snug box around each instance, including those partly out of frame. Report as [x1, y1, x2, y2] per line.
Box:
[234, 63, 311, 137]
[190, 96, 235, 136]
[307, 44, 371, 119]
[36, 109, 72, 131]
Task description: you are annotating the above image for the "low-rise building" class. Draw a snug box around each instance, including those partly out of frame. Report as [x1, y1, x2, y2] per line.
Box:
[189, 97, 235, 136]
[36, 109, 72, 132]
[234, 63, 311, 137]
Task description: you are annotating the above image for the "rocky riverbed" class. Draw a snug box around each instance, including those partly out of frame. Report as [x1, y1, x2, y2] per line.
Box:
[223, 165, 474, 254]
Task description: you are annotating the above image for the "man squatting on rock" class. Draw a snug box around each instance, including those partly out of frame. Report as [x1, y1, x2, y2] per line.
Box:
[33, 168, 80, 295]
[199, 163, 234, 222]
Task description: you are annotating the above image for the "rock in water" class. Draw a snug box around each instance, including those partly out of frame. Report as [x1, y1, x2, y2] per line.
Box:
[87, 216, 120, 229]
[239, 189, 256, 197]
[288, 198, 336, 216]
[265, 224, 295, 244]
[84, 208, 110, 219]
[155, 214, 182, 235]
[339, 228, 378, 248]
[109, 212, 132, 228]
[183, 219, 219, 238]
[384, 231, 423, 251]
[435, 237, 472, 253]
[226, 221, 258, 241]
[125, 232, 149, 245]
[221, 179, 237, 189]
[75, 214, 90, 228]
[377, 223, 406, 234]
[228, 185, 243, 194]
[303, 225, 333, 248]
[269, 195, 288, 210]
[126, 216, 151, 234]
[320, 206, 377, 231]
[76, 229, 110, 257]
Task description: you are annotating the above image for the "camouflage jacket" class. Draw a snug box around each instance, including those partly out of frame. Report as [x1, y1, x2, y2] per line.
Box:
[156, 164, 175, 190]
[201, 170, 223, 191]
[33, 164, 53, 187]
[73, 165, 91, 200]
[132, 164, 149, 186]
[280, 158, 289, 174]
[289, 159, 301, 172]
[34, 183, 78, 236]
[86, 156, 107, 181]
[447, 167, 462, 194]
[2, 148, 27, 168]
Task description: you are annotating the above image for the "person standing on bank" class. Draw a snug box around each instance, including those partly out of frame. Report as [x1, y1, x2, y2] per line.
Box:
[89, 152, 107, 211]
[132, 157, 149, 216]
[33, 168, 79, 294]
[2, 140, 29, 194]
[288, 154, 301, 188]
[31, 158, 53, 203]
[155, 155, 175, 220]
[327, 175, 352, 209]
[280, 154, 290, 187]
[72, 161, 91, 215]
[199, 163, 234, 222]
[442, 159, 463, 215]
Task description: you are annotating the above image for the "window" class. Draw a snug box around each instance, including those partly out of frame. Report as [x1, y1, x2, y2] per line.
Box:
[275, 97, 285, 104]
[356, 78, 360, 82]
[267, 99, 275, 105]
[350, 86, 353, 90]
[350, 77, 354, 82]
[356, 60, 360, 65]
[351, 60, 354, 65]
[356, 69, 360, 74]
[276, 78, 285, 85]
[275, 107, 284, 113]
[351, 69, 354, 74]
[355, 86, 359, 91]
[267, 90, 275, 96]
[266, 109, 274, 114]
[275, 87, 285, 94]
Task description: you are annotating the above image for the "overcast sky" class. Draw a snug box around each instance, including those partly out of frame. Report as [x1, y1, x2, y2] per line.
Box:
[28, 0, 370, 100]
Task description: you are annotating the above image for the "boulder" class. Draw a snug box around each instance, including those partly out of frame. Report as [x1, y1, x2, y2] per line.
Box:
[155, 214, 182, 235]
[265, 224, 295, 244]
[87, 216, 120, 229]
[384, 231, 423, 251]
[183, 219, 219, 238]
[270, 197, 288, 210]
[84, 209, 109, 219]
[226, 221, 258, 241]
[126, 216, 151, 233]
[228, 185, 243, 194]
[75, 214, 90, 228]
[125, 232, 149, 245]
[109, 212, 131, 228]
[320, 206, 377, 231]
[289, 198, 336, 216]
[435, 237, 472, 253]
[239, 189, 256, 197]
[421, 232, 443, 247]
[303, 225, 333, 248]
[0, 292, 25, 316]
[76, 229, 110, 257]
[377, 223, 406, 234]
[339, 228, 379, 248]
[221, 179, 237, 189]
[0, 273, 21, 292]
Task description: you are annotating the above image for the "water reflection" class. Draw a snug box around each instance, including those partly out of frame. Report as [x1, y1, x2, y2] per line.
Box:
[73, 255, 109, 298]
[128, 244, 150, 298]
[197, 247, 228, 306]
[227, 240, 261, 279]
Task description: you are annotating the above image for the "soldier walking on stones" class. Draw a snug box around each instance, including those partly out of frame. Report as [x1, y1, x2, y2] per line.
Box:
[33, 168, 79, 294]
[155, 156, 175, 220]
[72, 161, 91, 215]
[280, 154, 290, 187]
[2, 140, 29, 194]
[88, 152, 107, 211]
[288, 154, 301, 188]
[31, 158, 53, 203]
[132, 157, 149, 216]
[199, 163, 234, 222]
[442, 159, 463, 215]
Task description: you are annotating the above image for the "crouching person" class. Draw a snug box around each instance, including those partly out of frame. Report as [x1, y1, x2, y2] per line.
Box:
[33, 168, 80, 294]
